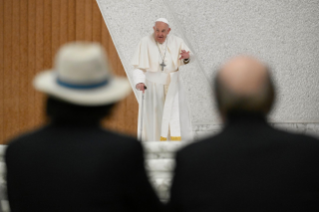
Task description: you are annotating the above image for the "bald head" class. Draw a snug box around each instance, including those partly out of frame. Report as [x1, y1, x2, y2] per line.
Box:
[215, 56, 275, 119]
[220, 56, 268, 96]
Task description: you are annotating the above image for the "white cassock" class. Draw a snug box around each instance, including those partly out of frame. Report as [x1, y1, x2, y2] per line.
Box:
[131, 33, 193, 141]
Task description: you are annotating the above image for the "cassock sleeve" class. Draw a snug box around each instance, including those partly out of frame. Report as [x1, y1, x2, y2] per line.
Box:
[131, 37, 152, 86]
[132, 68, 146, 86]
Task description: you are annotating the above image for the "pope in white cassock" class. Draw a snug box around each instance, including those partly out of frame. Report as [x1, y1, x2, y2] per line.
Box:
[131, 18, 193, 142]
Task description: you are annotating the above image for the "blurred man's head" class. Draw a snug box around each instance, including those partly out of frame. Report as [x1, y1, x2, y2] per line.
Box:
[214, 56, 275, 121]
[33, 42, 131, 106]
[153, 18, 171, 44]
[33, 42, 131, 122]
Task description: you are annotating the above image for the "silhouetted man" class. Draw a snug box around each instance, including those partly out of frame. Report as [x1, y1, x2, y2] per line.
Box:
[5, 42, 163, 212]
[168, 56, 319, 211]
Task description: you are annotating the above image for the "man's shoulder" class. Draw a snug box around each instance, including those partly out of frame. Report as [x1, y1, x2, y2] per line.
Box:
[7, 125, 48, 144]
[6, 126, 141, 153]
[100, 129, 140, 146]
[275, 128, 319, 148]
[262, 124, 319, 143]
[177, 126, 319, 158]
[176, 135, 219, 158]
[5, 125, 50, 156]
[98, 130, 144, 158]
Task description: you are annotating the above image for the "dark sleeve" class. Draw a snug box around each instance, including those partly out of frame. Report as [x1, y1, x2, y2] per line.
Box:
[167, 151, 183, 212]
[5, 144, 22, 212]
[124, 141, 164, 212]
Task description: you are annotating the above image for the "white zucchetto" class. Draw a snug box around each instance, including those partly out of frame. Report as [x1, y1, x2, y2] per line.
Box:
[155, 18, 169, 26]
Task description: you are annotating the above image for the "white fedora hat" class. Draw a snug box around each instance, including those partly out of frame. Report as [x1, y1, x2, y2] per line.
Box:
[33, 42, 131, 106]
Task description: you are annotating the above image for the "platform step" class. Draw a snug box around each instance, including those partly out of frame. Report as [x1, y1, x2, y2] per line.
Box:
[141, 141, 187, 201]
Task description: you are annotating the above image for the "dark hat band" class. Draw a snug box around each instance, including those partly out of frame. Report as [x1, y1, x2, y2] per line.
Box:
[57, 78, 109, 89]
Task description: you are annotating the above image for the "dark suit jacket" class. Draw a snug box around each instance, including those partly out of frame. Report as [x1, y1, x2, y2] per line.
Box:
[5, 121, 162, 212]
[168, 113, 319, 212]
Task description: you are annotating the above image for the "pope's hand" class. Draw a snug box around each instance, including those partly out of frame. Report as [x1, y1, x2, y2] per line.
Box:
[179, 50, 190, 60]
[136, 83, 146, 93]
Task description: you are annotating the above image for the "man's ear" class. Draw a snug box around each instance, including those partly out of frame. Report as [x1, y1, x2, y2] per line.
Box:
[153, 26, 155, 31]
[167, 28, 171, 34]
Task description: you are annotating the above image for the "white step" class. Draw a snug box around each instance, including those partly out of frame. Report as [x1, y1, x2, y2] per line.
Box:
[146, 158, 175, 172]
[141, 141, 185, 201]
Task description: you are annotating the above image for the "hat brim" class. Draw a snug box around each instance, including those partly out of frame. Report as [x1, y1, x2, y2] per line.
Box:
[33, 70, 132, 106]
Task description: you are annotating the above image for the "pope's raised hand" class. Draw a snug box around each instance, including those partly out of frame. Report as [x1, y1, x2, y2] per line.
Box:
[179, 50, 190, 60]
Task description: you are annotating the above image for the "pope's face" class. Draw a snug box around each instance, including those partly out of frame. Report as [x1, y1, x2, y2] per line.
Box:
[153, 22, 171, 44]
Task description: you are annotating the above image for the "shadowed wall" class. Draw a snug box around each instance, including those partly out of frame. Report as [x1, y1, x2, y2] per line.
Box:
[0, 0, 138, 144]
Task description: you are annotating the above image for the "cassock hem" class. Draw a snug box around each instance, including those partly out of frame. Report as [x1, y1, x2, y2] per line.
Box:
[171, 136, 182, 141]
[160, 137, 167, 141]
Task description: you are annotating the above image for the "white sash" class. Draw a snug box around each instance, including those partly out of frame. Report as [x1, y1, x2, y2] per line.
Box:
[145, 72, 167, 85]
[160, 72, 181, 139]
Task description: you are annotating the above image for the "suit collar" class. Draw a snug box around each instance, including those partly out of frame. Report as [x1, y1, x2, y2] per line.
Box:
[50, 118, 100, 127]
[225, 112, 268, 127]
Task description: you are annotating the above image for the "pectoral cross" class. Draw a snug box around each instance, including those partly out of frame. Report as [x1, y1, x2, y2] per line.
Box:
[160, 61, 166, 71]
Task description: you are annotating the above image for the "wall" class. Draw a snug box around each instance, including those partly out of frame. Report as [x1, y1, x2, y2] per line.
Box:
[0, 0, 138, 144]
[96, 0, 319, 138]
